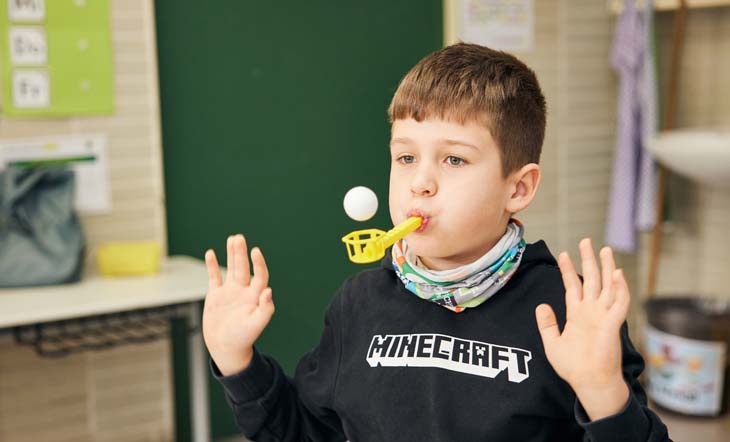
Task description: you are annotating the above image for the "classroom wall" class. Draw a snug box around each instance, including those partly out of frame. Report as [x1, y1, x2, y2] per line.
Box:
[445, 0, 635, 312]
[0, 0, 168, 271]
[0, 0, 173, 440]
[638, 7, 730, 300]
[445, 0, 730, 337]
[0, 340, 173, 442]
[445, 0, 619, 260]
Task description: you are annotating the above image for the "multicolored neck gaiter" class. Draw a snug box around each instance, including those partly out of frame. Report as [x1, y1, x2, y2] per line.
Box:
[391, 219, 526, 313]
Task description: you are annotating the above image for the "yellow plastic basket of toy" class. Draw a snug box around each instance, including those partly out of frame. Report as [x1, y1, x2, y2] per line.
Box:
[341, 217, 422, 264]
[97, 241, 161, 276]
[341, 228, 387, 264]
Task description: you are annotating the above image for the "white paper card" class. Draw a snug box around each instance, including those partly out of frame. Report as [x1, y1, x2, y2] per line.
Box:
[7, 0, 45, 22]
[9, 26, 47, 65]
[12, 69, 50, 108]
[0, 134, 112, 214]
[459, 0, 534, 52]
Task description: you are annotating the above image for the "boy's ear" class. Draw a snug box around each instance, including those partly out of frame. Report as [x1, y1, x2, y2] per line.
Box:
[505, 163, 541, 214]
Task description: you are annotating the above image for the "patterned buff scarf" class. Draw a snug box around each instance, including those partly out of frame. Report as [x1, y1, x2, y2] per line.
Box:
[391, 219, 526, 313]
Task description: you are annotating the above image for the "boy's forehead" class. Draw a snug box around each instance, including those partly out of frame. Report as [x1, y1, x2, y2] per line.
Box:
[390, 118, 494, 147]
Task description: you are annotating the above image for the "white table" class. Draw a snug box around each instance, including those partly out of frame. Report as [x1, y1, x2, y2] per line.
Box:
[0, 255, 211, 442]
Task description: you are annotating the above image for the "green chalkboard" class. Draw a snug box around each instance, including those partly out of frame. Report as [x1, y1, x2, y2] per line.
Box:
[154, 1, 441, 438]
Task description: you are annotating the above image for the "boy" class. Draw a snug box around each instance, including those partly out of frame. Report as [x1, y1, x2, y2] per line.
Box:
[202, 43, 670, 441]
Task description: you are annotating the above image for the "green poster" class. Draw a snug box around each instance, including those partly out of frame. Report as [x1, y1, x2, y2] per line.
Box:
[0, 0, 114, 116]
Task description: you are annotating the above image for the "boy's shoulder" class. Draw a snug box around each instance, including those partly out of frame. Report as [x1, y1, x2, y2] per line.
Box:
[512, 239, 570, 322]
[521, 239, 558, 268]
[517, 239, 564, 286]
[326, 258, 407, 317]
[337, 262, 398, 299]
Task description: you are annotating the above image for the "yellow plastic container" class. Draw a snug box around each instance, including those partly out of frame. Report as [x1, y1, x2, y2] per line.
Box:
[342, 217, 422, 264]
[97, 241, 161, 276]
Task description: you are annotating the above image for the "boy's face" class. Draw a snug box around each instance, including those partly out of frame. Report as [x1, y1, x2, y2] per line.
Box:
[389, 118, 515, 271]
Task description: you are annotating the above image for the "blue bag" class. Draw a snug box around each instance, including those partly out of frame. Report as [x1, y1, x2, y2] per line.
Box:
[0, 166, 85, 287]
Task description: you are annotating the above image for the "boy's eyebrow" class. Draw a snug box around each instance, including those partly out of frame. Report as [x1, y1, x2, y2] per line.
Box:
[440, 138, 480, 151]
[390, 137, 480, 151]
[390, 137, 413, 146]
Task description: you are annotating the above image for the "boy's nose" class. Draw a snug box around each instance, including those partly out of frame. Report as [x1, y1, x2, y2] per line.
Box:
[410, 168, 437, 196]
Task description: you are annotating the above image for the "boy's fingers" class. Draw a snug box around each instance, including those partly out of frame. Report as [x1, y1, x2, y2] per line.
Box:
[241, 235, 252, 286]
[250, 247, 270, 292]
[535, 304, 560, 345]
[599, 281, 617, 310]
[254, 287, 275, 324]
[599, 246, 616, 292]
[225, 235, 235, 284]
[599, 247, 616, 308]
[205, 249, 222, 290]
[558, 252, 582, 304]
[610, 269, 631, 319]
[579, 238, 600, 300]
[233, 235, 251, 286]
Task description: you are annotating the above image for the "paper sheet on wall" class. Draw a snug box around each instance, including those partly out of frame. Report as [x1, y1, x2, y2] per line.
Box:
[458, 0, 534, 52]
[0, 134, 112, 214]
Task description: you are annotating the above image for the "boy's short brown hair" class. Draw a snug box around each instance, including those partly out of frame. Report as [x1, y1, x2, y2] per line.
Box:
[388, 43, 546, 177]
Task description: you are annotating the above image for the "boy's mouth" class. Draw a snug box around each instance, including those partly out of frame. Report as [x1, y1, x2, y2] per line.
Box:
[406, 210, 430, 233]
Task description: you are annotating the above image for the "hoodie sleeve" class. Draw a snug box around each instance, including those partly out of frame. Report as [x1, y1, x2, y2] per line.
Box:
[573, 322, 672, 442]
[211, 283, 348, 441]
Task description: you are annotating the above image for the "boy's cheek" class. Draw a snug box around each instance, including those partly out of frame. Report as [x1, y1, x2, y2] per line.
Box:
[387, 200, 402, 226]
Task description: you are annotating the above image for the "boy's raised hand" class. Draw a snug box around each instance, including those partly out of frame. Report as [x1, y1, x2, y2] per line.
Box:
[535, 238, 631, 421]
[203, 234, 275, 376]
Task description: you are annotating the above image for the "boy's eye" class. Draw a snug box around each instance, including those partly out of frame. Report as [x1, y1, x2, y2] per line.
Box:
[446, 156, 465, 166]
[397, 155, 415, 164]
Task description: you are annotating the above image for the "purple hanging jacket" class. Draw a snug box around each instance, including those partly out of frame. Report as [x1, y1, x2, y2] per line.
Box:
[606, 0, 658, 252]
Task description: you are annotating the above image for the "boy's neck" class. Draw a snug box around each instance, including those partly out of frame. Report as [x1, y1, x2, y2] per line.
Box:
[418, 218, 513, 271]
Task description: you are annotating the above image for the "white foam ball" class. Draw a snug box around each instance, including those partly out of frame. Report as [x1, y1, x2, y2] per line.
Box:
[343, 186, 378, 221]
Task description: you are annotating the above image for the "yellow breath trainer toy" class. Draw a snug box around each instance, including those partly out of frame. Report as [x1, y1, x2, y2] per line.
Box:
[341, 185, 421, 264]
[342, 216, 422, 264]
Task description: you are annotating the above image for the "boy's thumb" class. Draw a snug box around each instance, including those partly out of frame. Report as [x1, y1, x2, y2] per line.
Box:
[535, 304, 560, 344]
[255, 288, 275, 319]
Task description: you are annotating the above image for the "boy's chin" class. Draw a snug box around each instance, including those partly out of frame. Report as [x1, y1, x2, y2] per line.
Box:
[401, 239, 441, 260]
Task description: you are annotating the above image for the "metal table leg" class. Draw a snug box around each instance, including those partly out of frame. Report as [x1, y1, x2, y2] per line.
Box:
[189, 301, 211, 442]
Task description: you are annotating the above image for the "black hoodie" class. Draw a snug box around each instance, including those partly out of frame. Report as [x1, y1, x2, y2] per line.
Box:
[213, 240, 671, 441]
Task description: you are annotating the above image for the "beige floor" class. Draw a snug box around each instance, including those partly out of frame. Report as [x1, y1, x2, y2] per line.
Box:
[653, 403, 730, 442]
[215, 406, 730, 442]
[216, 436, 248, 442]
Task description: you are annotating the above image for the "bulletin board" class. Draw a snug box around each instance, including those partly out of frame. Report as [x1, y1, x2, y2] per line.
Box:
[0, 0, 114, 116]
